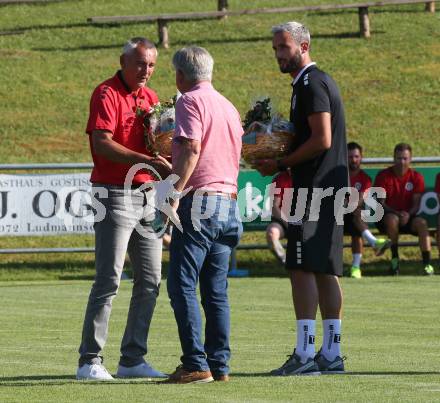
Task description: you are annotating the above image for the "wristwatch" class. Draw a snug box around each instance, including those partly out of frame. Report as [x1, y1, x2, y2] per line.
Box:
[276, 159, 287, 172]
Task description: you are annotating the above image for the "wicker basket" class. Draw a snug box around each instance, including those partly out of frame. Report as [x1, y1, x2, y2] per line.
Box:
[241, 122, 294, 165]
[148, 130, 174, 157]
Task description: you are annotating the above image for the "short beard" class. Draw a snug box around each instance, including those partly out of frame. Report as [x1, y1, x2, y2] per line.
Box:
[349, 163, 359, 172]
[278, 49, 303, 73]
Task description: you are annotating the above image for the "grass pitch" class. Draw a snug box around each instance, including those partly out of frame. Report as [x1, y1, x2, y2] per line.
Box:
[1, 1, 440, 401]
[0, 275, 439, 402]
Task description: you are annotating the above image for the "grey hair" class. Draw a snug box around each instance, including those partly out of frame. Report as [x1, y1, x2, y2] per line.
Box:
[122, 37, 157, 56]
[271, 22, 311, 46]
[172, 46, 214, 82]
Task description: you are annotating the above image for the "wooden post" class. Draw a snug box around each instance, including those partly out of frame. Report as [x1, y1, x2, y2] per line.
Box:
[358, 7, 370, 38]
[158, 19, 169, 49]
[217, 0, 228, 11]
[425, 1, 435, 12]
[217, 0, 228, 19]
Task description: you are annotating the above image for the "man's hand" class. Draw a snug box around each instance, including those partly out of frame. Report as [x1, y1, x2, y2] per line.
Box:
[253, 159, 278, 176]
[148, 155, 172, 179]
[160, 196, 180, 229]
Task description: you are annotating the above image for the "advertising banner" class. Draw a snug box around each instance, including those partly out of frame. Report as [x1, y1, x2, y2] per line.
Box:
[0, 173, 94, 236]
[0, 167, 438, 236]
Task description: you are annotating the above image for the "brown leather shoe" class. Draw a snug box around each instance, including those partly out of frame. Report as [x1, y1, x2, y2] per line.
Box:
[213, 374, 229, 382]
[165, 365, 214, 384]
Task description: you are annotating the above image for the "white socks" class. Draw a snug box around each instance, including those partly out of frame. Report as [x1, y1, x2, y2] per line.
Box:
[295, 320, 316, 363]
[361, 229, 377, 247]
[321, 319, 342, 361]
[295, 319, 343, 362]
[352, 253, 362, 267]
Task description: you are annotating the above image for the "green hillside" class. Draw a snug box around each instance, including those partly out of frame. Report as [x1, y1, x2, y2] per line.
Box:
[1, 0, 439, 163]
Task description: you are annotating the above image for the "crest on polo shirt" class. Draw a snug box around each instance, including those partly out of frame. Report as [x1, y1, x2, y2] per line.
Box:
[291, 95, 297, 112]
[303, 73, 309, 86]
[405, 182, 414, 191]
[354, 182, 362, 191]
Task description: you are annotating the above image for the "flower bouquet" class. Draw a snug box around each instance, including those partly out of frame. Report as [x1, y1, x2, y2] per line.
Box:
[139, 97, 176, 158]
[241, 98, 294, 165]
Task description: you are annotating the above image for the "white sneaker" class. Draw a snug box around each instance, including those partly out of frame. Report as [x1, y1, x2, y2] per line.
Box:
[116, 362, 167, 378]
[76, 363, 114, 380]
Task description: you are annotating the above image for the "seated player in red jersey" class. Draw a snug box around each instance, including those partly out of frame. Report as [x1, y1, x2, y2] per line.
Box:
[344, 142, 390, 278]
[374, 143, 434, 275]
[266, 170, 292, 265]
[435, 173, 440, 270]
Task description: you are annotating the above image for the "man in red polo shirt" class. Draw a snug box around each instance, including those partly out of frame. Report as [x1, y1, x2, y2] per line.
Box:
[77, 37, 171, 381]
[374, 143, 433, 276]
[345, 142, 390, 279]
[435, 173, 440, 267]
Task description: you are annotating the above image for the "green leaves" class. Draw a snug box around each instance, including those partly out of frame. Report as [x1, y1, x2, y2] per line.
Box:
[243, 97, 272, 129]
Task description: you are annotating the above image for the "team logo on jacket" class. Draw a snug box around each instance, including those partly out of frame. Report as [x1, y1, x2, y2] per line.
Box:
[405, 182, 413, 191]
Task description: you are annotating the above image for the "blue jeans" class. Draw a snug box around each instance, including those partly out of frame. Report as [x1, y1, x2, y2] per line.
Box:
[167, 194, 242, 376]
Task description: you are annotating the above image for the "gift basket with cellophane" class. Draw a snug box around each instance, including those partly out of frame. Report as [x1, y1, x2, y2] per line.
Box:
[142, 97, 176, 158]
[241, 98, 295, 166]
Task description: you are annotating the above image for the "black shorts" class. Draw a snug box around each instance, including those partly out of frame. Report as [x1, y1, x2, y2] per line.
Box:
[285, 199, 344, 277]
[343, 212, 362, 237]
[376, 213, 419, 236]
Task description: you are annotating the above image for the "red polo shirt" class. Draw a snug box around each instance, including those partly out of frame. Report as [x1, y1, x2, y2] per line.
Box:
[350, 169, 371, 193]
[272, 171, 293, 209]
[86, 71, 159, 185]
[374, 167, 424, 212]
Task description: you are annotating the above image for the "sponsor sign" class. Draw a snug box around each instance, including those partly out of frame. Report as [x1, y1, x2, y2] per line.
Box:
[238, 167, 440, 229]
[0, 167, 438, 236]
[0, 173, 93, 236]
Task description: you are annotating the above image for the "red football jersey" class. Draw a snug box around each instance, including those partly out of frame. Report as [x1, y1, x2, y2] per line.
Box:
[350, 169, 372, 193]
[435, 173, 440, 194]
[272, 171, 293, 209]
[374, 167, 424, 212]
[86, 71, 159, 185]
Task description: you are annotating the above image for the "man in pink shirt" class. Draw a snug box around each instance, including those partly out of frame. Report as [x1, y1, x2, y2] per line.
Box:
[166, 46, 243, 384]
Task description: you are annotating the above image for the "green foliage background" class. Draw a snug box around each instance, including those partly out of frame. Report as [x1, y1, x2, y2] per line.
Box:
[0, 0, 439, 163]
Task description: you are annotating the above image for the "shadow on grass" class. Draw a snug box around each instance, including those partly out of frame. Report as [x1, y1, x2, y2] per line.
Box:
[231, 370, 440, 377]
[345, 259, 439, 277]
[0, 376, 159, 387]
[33, 42, 122, 52]
[143, 260, 285, 280]
[312, 7, 425, 17]
[0, 375, 75, 382]
[2, 368, 439, 385]
[1, 257, 436, 281]
[0, 0, 73, 6]
[0, 260, 96, 281]
[29, 30, 384, 52]
[0, 21, 90, 36]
